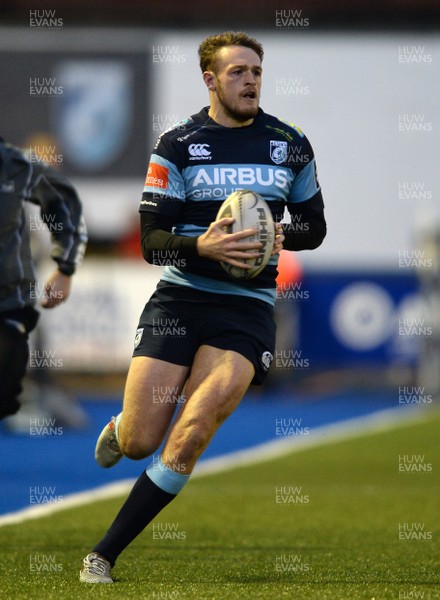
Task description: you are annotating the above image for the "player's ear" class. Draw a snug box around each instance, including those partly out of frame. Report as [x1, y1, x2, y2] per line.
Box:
[203, 71, 217, 91]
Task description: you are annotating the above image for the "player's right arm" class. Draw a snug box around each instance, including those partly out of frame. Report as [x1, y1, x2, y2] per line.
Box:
[140, 138, 261, 269]
[196, 220, 262, 267]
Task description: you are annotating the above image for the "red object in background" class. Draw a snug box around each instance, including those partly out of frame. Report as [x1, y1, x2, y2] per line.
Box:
[117, 220, 143, 258]
[276, 250, 303, 287]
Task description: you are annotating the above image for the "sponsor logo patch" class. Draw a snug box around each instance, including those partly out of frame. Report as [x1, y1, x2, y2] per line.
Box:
[192, 166, 289, 189]
[188, 143, 212, 160]
[145, 163, 169, 189]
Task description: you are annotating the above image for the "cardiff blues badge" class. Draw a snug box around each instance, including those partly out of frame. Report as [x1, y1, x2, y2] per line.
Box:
[134, 328, 144, 349]
[270, 140, 288, 165]
[261, 351, 273, 371]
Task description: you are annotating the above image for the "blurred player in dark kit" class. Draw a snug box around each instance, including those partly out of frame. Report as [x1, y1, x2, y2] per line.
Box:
[80, 31, 325, 583]
[0, 137, 87, 418]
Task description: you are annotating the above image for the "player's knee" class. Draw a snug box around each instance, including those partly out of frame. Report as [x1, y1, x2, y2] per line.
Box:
[119, 435, 160, 461]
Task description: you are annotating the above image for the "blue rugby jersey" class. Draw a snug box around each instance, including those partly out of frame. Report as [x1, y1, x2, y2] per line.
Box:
[140, 107, 324, 305]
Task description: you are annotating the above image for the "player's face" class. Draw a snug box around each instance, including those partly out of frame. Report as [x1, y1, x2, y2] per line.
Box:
[208, 46, 262, 126]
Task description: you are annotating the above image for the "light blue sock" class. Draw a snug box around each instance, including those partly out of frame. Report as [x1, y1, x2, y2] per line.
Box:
[114, 412, 123, 443]
[146, 456, 190, 495]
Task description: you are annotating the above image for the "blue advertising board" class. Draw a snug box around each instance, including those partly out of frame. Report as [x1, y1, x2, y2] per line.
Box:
[294, 272, 420, 368]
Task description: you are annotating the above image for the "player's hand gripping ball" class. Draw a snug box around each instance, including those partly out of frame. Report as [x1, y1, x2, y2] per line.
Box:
[216, 190, 275, 279]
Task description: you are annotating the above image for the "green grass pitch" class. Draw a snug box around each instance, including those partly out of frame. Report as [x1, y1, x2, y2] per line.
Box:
[1, 410, 439, 599]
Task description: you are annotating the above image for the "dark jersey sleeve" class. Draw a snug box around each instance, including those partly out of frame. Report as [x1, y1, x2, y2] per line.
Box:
[282, 193, 326, 250]
[282, 127, 326, 251]
[140, 132, 186, 218]
[140, 211, 199, 265]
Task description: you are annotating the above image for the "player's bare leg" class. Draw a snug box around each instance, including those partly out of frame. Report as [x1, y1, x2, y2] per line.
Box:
[161, 345, 255, 473]
[81, 346, 254, 582]
[94, 356, 189, 467]
[119, 356, 190, 458]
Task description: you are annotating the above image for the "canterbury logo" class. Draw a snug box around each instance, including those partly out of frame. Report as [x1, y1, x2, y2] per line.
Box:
[188, 143, 212, 160]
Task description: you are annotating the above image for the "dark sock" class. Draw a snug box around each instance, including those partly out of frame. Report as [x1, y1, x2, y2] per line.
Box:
[93, 471, 175, 565]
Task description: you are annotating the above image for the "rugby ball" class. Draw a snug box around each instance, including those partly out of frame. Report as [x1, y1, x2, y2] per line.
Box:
[216, 190, 274, 279]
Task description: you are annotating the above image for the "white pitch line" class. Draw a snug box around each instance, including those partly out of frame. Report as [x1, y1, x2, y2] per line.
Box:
[0, 406, 431, 527]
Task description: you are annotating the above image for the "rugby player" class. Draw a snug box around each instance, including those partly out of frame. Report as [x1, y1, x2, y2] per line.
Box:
[80, 31, 326, 583]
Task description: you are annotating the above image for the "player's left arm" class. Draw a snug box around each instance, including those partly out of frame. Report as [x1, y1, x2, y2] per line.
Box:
[272, 221, 285, 255]
[283, 140, 326, 251]
[283, 192, 326, 251]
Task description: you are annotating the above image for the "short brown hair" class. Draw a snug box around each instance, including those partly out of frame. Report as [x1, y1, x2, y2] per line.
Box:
[198, 31, 264, 73]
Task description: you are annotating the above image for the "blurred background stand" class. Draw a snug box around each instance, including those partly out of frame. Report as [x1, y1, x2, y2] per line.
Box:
[416, 221, 440, 400]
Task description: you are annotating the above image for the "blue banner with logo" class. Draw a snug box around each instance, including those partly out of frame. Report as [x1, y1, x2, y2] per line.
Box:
[293, 272, 420, 368]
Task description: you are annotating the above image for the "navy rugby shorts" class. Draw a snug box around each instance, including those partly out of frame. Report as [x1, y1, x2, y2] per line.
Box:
[132, 282, 276, 385]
